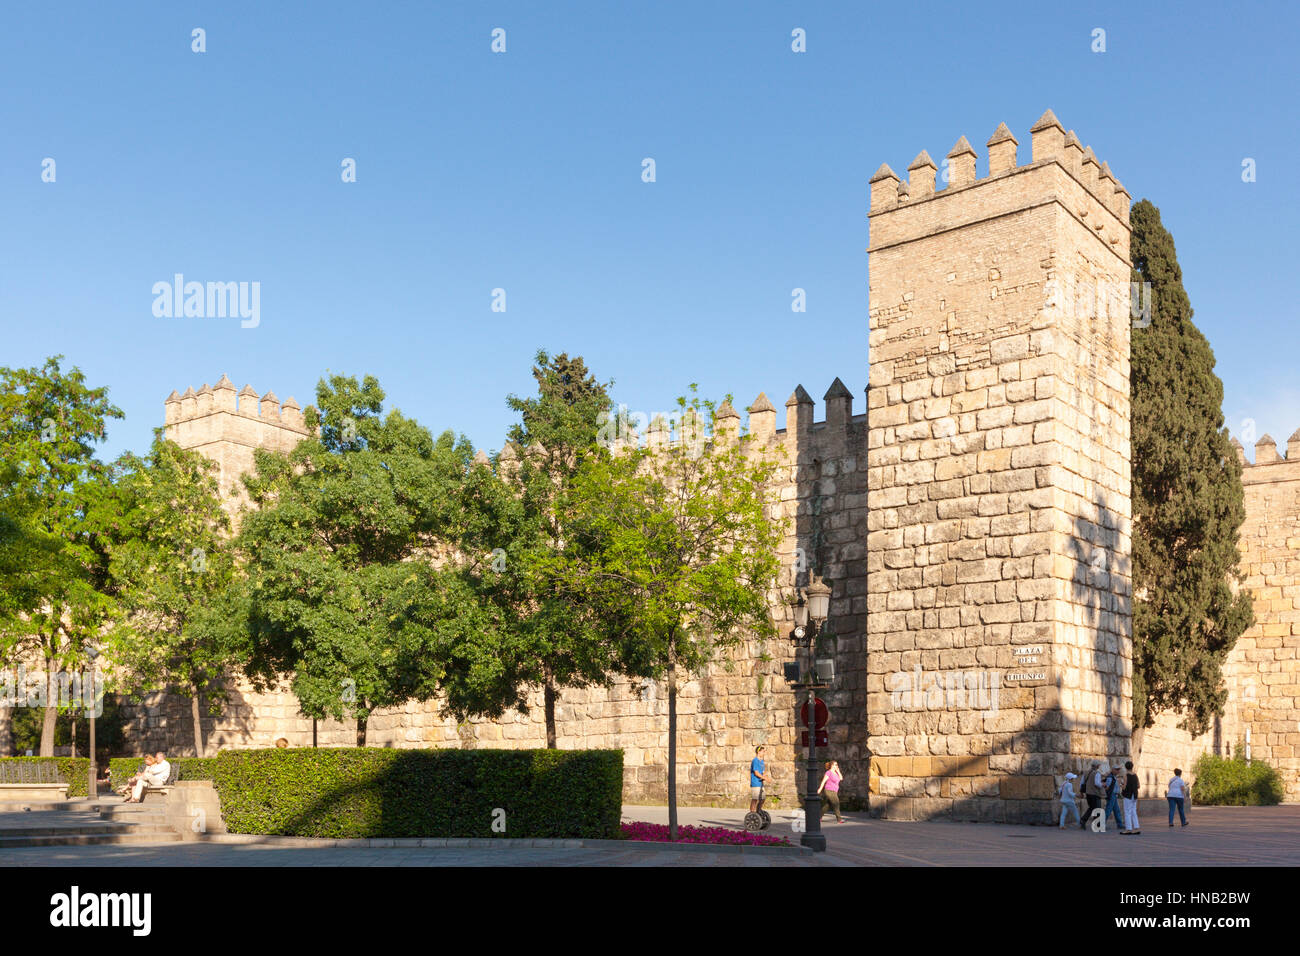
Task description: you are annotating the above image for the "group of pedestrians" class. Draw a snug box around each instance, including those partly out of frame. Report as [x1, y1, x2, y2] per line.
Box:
[1058, 761, 1191, 834]
[1058, 760, 1140, 833]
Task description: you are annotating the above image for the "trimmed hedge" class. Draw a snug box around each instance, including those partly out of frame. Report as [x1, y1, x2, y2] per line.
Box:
[1191, 752, 1284, 805]
[207, 748, 624, 839]
[101, 748, 623, 838]
[0, 757, 90, 798]
[108, 757, 219, 793]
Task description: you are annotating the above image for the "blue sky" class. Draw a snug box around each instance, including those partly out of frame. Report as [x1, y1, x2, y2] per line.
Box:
[2, 1, 1296, 462]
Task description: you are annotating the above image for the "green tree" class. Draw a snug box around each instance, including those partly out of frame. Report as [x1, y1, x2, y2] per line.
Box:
[95, 432, 239, 757]
[479, 350, 616, 747]
[551, 391, 785, 839]
[234, 373, 478, 746]
[0, 357, 122, 755]
[1130, 199, 1254, 735]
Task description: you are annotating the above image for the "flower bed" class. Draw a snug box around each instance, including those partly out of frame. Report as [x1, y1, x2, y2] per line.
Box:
[621, 821, 792, 847]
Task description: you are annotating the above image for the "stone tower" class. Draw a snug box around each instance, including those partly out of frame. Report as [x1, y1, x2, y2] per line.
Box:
[865, 111, 1134, 821]
[164, 374, 313, 510]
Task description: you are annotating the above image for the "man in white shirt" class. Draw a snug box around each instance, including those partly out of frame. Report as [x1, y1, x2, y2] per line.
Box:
[1167, 768, 1189, 827]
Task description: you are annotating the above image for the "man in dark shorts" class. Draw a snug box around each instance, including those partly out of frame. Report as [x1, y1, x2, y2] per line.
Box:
[749, 745, 769, 813]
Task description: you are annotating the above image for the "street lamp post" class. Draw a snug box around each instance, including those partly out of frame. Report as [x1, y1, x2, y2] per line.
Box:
[86, 646, 100, 801]
[791, 576, 832, 852]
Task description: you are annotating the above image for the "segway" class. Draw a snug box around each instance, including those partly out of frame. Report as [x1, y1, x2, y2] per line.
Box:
[744, 785, 772, 831]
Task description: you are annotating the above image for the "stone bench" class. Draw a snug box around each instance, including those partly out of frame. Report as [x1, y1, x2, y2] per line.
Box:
[0, 782, 69, 802]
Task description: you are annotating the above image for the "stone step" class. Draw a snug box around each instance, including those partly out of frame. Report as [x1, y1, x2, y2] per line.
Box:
[0, 823, 178, 838]
[99, 805, 167, 819]
[0, 831, 183, 847]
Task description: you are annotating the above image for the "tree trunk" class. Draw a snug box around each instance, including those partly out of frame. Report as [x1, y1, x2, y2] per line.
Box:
[190, 689, 205, 758]
[667, 644, 678, 842]
[40, 705, 57, 756]
[70, 718, 77, 759]
[356, 707, 367, 747]
[544, 676, 558, 749]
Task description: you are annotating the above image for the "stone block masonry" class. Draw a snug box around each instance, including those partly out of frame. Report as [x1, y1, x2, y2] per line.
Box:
[866, 111, 1134, 822]
[1140, 435, 1300, 801]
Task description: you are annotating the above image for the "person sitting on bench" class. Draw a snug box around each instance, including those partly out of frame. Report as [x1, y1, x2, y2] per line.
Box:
[121, 755, 154, 797]
[128, 752, 171, 803]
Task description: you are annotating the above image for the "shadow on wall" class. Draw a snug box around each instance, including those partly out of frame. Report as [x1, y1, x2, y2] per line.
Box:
[1065, 486, 1131, 767]
[871, 487, 1134, 823]
[119, 681, 257, 757]
[790, 403, 870, 811]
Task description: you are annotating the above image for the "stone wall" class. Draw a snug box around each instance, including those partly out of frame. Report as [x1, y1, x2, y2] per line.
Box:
[1139, 435, 1300, 801]
[865, 112, 1134, 822]
[121, 384, 872, 810]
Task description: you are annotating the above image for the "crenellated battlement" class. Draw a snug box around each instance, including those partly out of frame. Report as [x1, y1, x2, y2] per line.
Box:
[869, 109, 1131, 245]
[576, 379, 866, 466]
[164, 375, 317, 512]
[1233, 430, 1300, 476]
[164, 373, 311, 433]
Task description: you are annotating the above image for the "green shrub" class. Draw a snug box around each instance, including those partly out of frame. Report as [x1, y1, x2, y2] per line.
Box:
[193, 748, 624, 839]
[0, 757, 90, 797]
[1191, 751, 1284, 806]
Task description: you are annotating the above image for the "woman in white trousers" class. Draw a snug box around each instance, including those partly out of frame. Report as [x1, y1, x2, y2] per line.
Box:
[1121, 759, 1141, 834]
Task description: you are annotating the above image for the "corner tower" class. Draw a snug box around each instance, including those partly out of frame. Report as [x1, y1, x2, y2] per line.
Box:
[866, 111, 1133, 821]
[164, 374, 313, 513]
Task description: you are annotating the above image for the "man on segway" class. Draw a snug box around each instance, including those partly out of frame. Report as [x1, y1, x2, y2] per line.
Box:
[745, 745, 772, 831]
[749, 745, 768, 813]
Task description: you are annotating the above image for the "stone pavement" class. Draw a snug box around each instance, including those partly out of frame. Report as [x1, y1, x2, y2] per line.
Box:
[627, 803, 1300, 866]
[0, 803, 1294, 866]
[0, 841, 822, 867]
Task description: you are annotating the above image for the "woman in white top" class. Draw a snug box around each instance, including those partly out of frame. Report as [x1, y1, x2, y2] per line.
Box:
[1058, 773, 1081, 828]
[1167, 768, 1189, 827]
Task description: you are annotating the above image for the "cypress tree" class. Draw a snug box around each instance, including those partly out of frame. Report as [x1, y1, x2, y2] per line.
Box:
[1129, 199, 1254, 736]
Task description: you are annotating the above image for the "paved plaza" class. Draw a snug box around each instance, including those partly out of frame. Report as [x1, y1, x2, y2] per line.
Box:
[0, 803, 1294, 867]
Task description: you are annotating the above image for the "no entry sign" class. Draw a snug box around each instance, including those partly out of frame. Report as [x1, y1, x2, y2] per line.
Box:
[799, 697, 828, 729]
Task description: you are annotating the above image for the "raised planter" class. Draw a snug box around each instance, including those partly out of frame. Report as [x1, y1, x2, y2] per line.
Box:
[0, 783, 69, 803]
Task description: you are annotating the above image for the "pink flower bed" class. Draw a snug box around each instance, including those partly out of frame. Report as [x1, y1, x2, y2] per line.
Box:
[621, 821, 791, 847]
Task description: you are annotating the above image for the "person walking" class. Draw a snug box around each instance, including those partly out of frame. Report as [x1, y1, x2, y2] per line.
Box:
[1121, 760, 1141, 835]
[818, 761, 844, 823]
[1082, 760, 1105, 829]
[1105, 764, 1125, 833]
[1058, 773, 1081, 828]
[1167, 768, 1189, 827]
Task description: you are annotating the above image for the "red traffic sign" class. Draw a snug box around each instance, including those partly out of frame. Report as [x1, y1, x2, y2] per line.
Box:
[801, 730, 829, 747]
[799, 697, 829, 729]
